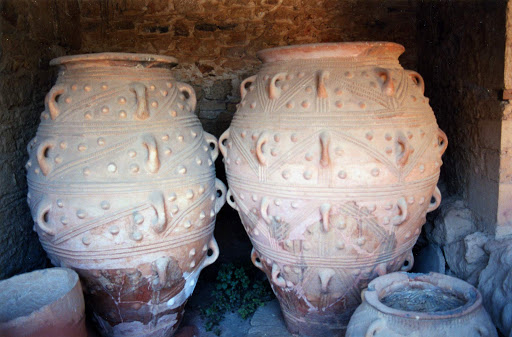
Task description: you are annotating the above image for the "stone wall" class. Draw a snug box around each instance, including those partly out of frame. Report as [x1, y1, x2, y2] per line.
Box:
[416, 0, 507, 234]
[0, 0, 83, 279]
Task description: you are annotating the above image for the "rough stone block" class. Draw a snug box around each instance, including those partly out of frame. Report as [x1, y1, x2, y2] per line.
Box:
[444, 231, 490, 285]
[479, 238, 512, 336]
[204, 79, 233, 100]
[427, 198, 479, 246]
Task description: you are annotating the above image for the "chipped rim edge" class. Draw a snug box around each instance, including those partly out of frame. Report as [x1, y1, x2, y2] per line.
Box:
[257, 42, 405, 63]
[50, 52, 178, 67]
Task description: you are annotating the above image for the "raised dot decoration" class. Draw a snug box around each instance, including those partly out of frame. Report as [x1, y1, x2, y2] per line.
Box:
[77, 209, 87, 219]
[107, 163, 117, 173]
[109, 225, 120, 235]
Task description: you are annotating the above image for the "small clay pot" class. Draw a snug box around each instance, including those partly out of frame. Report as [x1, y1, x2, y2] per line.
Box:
[346, 272, 497, 337]
[0, 267, 86, 337]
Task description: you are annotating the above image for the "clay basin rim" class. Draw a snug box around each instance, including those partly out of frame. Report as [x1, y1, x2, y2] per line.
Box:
[50, 52, 178, 68]
[257, 42, 405, 63]
[0, 268, 80, 322]
[364, 272, 479, 320]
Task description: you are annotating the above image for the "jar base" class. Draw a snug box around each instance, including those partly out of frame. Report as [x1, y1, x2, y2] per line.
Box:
[281, 306, 350, 337]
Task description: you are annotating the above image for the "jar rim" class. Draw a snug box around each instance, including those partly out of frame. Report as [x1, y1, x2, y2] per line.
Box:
[50, 52, 178, 67]
[363, 272, 480, 320]
[257, 42, 405, 63]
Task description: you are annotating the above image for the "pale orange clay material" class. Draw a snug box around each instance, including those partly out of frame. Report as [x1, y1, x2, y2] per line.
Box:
[26, 53, 226, 337]
[0, 268, 86, 337]
[219, 42, 448, 336]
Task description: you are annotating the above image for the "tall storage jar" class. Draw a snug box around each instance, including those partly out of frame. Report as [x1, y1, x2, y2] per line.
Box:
[26, 53, 226, 337]
[219, 42, 447, 336]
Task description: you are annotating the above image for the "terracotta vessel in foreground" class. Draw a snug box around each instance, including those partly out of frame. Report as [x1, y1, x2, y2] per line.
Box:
[220, 42, 447, 336]
[346, 272, 497, 337]
[0, 268, 86, 337]
[26, 53, 226, 336]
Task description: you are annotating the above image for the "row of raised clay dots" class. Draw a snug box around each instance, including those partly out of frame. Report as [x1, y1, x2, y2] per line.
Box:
[239, 194, 425, 232]
[240, 70, 427, 112]
[52, 184, 214, 245]
[187, 243, 211, 271]
[42, 81, 188, 120]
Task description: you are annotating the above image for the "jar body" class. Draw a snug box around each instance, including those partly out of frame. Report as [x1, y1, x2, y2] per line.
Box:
[220, 43, 447, 336]
[26, 53, 225, 337]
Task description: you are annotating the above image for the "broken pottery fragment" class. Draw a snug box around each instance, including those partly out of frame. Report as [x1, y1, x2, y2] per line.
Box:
[26, 53, 226, 336]
[0, 268, 86, 337]
[220, 42, 447, 336]
[346, 272, 497, 337]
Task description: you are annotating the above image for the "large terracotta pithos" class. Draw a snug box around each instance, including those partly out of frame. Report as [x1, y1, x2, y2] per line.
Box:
[26, 53, 226, 337]
[346, 272, 497, 337]
[219, 42, 447, 336]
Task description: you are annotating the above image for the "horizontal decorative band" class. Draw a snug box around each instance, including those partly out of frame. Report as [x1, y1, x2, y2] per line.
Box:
[37, 116, 200, 136]
[253, 238, 415, 269]
[227, 173, 439, 200]
[41, 222, 214, 261]
[28, 171, 215, 195]
[231, 112, 436, 129]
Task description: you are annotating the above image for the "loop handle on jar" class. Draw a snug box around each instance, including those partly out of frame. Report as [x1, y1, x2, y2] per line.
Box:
[45, 85, 66, 120]
[142, 134, 160, 174]
[214, 178, 227, 215]
[251, 248, 264, 271]
[200, 237, 219, 271]
[35, 197, 55, 236]
[176, 82, 197, 113]
[149, 191, 167, 233]
[218, 128, 230, 159]
[391, 197, 408, 226]
[396, 132, 414, 167]
[130, 82, 149, 120]
[427, 186, 442, 213]
[268, 73, 287, 99]
[204, 132, 219, 162]
[271, 263, 287, 288]
[226, 188, 239, 211]
[365, 319, 387, 337]
[438, 128, 448, 156]
[36, 138, 56, 176]
[407, 70, 425, 95]
[400, 251, 414, 272]
[256, 132, 269, 166]
[240, 75, 257, 100]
